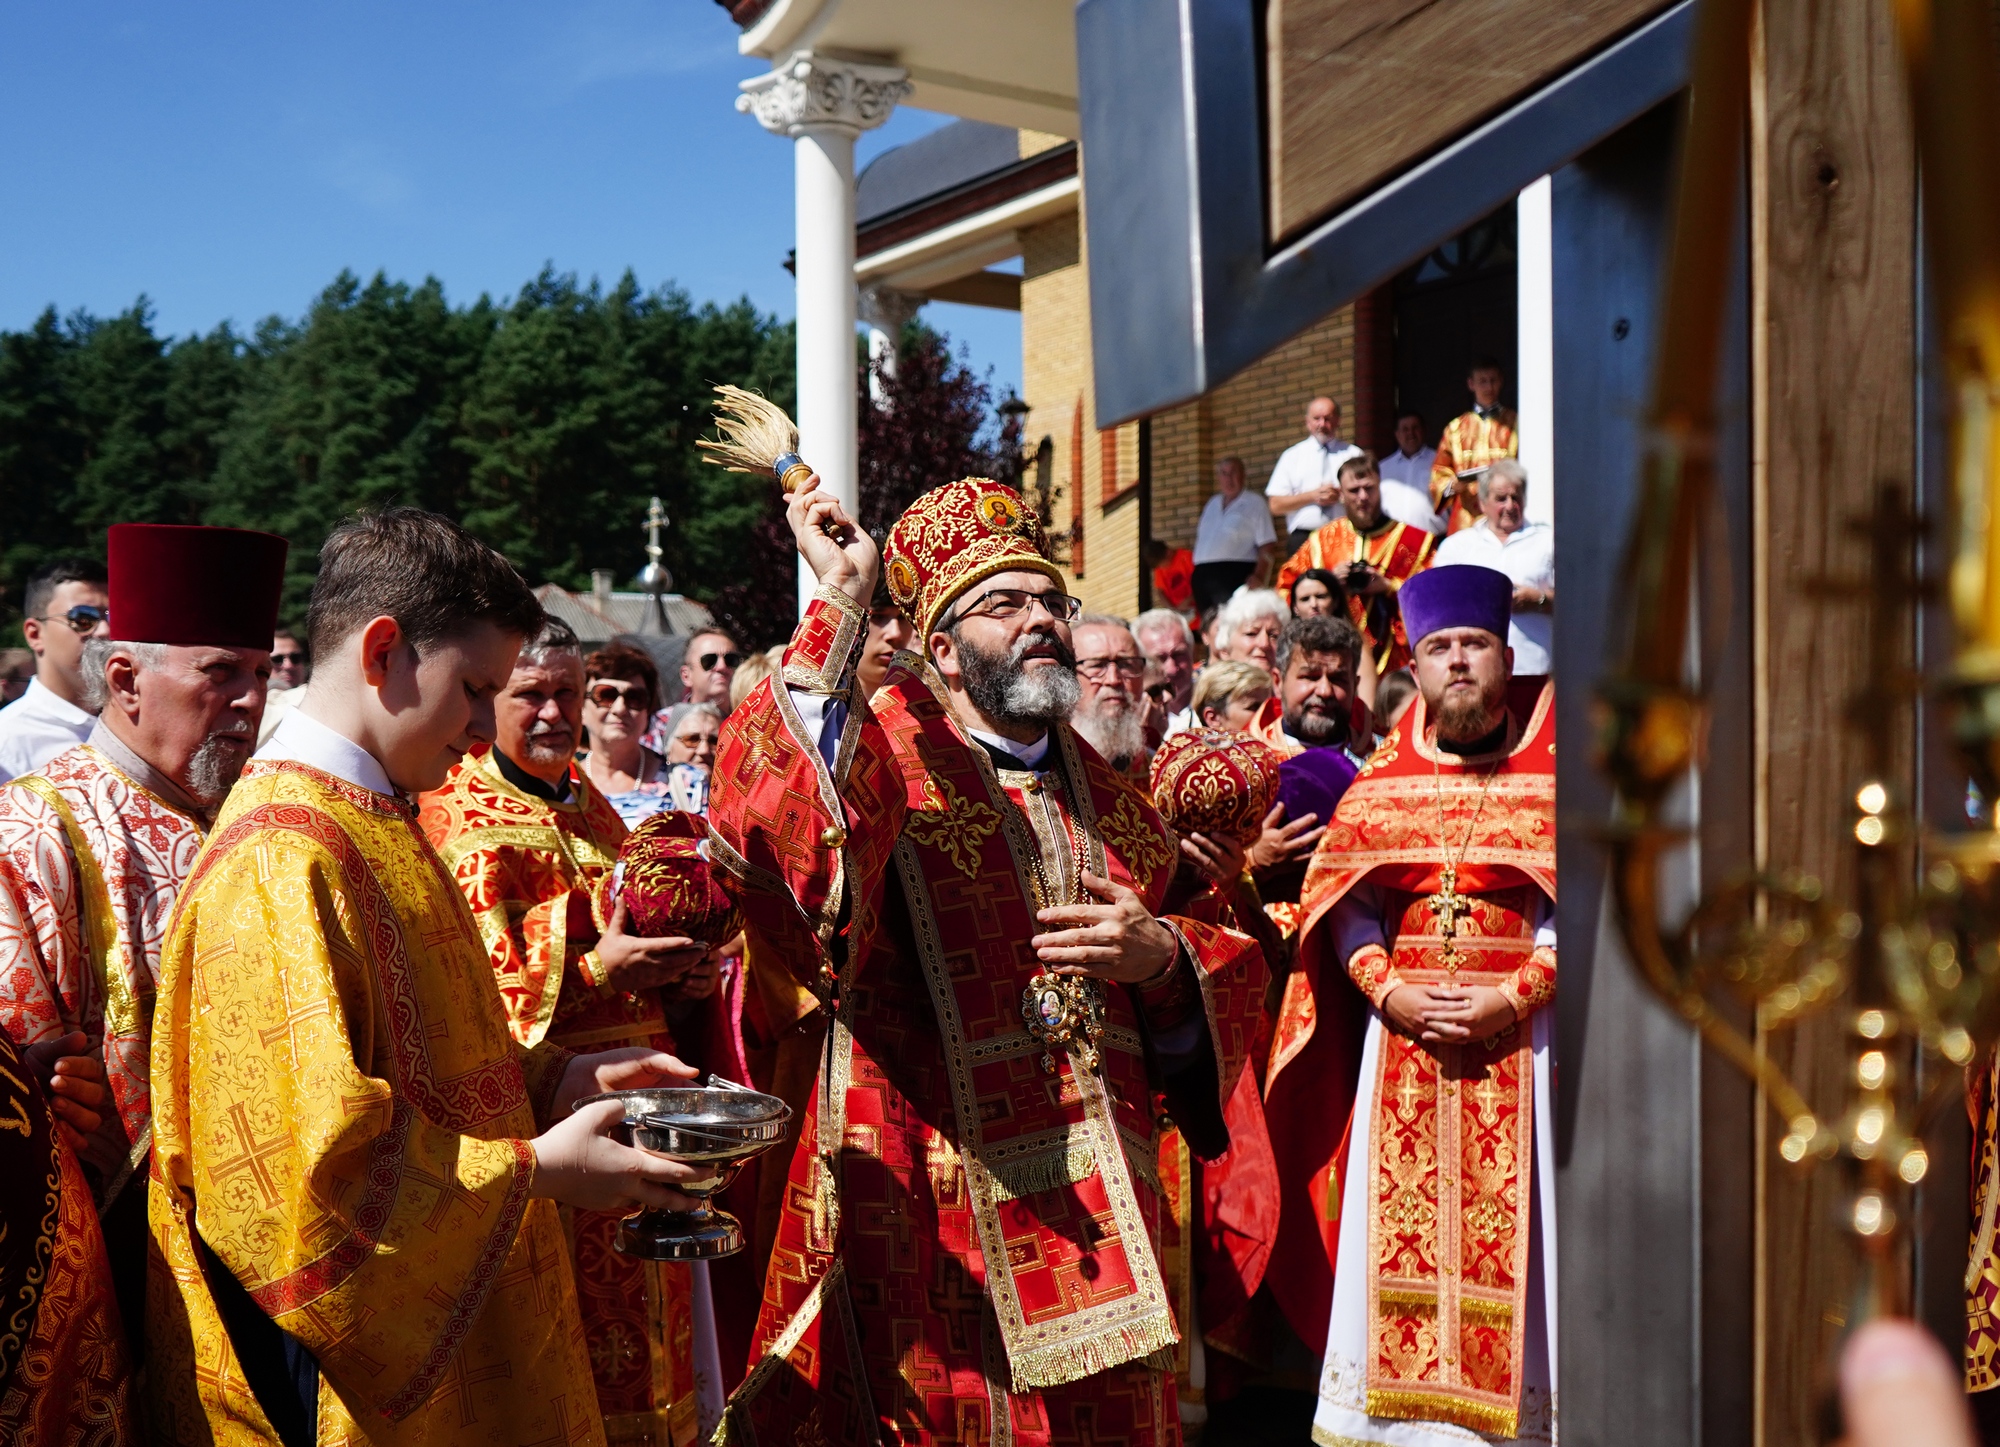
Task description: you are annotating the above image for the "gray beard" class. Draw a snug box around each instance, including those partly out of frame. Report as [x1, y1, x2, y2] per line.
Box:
[1284, 700, 1348, 746]
[957, 628, 1081, 729]
[1073, 697, 1149, 770]
[185, 732, 251, 806]
[521, 730, 575, 767]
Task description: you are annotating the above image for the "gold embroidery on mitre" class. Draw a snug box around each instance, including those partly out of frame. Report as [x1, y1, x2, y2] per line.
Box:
[904, 773, 1002, 880]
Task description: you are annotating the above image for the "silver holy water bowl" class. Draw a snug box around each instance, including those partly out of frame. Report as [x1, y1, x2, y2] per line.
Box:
[576, 1076, 792, 1260]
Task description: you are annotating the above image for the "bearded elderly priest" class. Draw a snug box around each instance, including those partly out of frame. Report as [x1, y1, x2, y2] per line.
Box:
[1277, 566, 1556, 1447]
[0, 522, 286, 1361]
[418, 614, 719, 1446]
[707, 477, 1267, 1446]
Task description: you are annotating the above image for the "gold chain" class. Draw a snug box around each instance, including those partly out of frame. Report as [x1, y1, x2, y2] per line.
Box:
[1428, 726, 1505, 975]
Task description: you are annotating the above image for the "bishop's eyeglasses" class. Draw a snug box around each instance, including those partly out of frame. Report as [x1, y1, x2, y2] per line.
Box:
[946, 587, 1084, 626]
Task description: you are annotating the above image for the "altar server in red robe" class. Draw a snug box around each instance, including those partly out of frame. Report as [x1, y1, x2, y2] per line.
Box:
[708, 476, 1268, 1446]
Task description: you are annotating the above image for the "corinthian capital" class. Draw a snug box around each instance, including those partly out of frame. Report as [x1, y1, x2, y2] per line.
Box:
[736, 51, 912, 138]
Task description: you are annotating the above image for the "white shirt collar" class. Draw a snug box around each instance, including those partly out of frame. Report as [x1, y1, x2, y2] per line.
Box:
[19, 676, 93, 726]
[968, 727, 1051, 769]
[256, 707, 397, 797]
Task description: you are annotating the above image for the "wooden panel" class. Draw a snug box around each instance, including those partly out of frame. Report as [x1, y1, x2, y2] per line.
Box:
[1266, 0, 1670, 241]
[1753, 0, 1916, 1438]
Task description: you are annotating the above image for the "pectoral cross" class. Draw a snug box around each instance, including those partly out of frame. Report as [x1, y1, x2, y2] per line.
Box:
[1427, 863, 1473, 973]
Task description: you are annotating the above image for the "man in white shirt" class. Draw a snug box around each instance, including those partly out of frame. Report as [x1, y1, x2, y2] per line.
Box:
[0, 558, 111, 782]
[1432, 458, 1555, 673]
[1376, 411, 1443, 535]
[1193, 456, 1278, 615]
[1265, 396, 1364, 551]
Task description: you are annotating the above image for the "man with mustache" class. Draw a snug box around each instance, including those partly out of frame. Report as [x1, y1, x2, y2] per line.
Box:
[708, 477, 1271, 1446]
[1276, 452, 1436, 674]
[0, 522, 286, 1377]
[419, 614, 719, 1443]
[1069, 612, 1151, 776]
[1276, 566, 1557, 1447]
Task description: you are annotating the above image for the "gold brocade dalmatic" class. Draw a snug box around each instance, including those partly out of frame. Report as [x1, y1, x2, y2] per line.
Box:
[1428, 410, 1519, 535]
[147, 759, 603, 1447]
[419, 750, 703, 1447]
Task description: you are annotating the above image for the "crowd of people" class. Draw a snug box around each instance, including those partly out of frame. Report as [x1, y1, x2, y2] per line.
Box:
[0, 372, 1563, 1447]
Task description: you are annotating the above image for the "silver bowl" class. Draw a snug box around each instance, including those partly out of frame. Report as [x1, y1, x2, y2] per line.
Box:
[575, 1077, 792, 1260]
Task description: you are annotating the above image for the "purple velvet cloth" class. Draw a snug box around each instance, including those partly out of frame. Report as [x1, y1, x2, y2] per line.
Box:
[1399, 563, 1512, 646]
[1277, 745, 1359, 830]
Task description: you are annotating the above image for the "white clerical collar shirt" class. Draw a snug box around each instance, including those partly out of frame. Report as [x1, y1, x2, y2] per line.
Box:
[966, 728, 1051, 770]
[0, 677, 98, 783]
[255, 705, 398, 797]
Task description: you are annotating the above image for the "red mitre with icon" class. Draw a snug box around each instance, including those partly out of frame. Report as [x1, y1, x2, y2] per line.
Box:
[1148, 729, 1284, 847]
[596, 811, 743, 945]
[882, 478, 1062, 636]
[107, 523, 289, 648]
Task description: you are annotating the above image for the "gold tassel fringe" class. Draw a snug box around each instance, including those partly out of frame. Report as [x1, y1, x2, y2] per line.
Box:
[1006, 1310, 1182, 1390]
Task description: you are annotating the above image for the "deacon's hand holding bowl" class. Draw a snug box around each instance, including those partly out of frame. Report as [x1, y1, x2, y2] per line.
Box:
[785, 478, 880, 606]
[532, 1047, 713, 1214]
[1031, 871, 1181, 986]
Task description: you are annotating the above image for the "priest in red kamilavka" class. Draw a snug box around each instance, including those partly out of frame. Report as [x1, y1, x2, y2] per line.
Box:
[708, 475, 1267, 1446]
[0, 522, 287, 1364]
[1273, 565, 1555, 1447]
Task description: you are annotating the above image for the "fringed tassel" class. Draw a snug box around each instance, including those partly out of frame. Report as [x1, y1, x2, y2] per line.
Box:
[1006, 1309, 1183, 1390]
[985, 1139, 1098, 1201]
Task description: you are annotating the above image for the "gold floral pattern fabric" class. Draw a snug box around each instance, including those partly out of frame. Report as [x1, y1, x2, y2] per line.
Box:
[147, 760, 600, 1446]
[0, 745, 205, 1194]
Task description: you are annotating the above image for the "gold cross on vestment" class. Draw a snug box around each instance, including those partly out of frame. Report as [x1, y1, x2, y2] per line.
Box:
[1427, 864, 1474, 973]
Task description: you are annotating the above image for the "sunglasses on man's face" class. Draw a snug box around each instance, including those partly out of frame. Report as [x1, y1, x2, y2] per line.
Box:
[271, 651, 307, 667]
[698, 651, 743, 672]
[40, 604, 107, 634]
[586, 682, 649, 710]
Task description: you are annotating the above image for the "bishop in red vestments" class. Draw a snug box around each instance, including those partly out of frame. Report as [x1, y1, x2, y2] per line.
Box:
[708, 478, 1268, 1447]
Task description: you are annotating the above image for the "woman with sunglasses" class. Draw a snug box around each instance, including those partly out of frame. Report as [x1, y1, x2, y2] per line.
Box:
[578, 644, 706, 825]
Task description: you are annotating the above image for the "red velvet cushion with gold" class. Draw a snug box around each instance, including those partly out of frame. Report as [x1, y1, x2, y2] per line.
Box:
[595, 811, 743, 945]
[1147, 729, 1284, 847]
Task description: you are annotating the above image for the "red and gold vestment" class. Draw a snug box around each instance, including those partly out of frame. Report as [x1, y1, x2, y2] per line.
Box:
[707, 589, 1269, 1447]
[0, 1020, 135, 1443]
[148, 759, 603, 1446]
[418, 751, 704, 1446]
[0, 742, 206, 1201]
[1429, 409, 1520, 536]
[1964, 1056, 2000, 1391]
[1281, 680, 1555, 1442]
[1275, 519, 1436, 673]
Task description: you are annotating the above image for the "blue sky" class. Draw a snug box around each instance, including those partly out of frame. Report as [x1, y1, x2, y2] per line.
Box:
[0, 0, 1022, 399]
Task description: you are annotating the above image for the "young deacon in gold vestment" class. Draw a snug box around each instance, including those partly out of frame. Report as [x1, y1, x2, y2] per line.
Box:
[148, 509, 712, 1447]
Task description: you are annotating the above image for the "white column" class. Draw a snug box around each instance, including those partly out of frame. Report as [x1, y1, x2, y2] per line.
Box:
[859, 285, 925, 406]
[1516, 174, 1555, 528]
[739, 52, 911, 611]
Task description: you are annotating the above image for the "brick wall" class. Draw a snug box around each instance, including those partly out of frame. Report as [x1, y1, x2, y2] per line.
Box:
[1148, 306, 1359, 553]
[1016, 131, 1358, 613]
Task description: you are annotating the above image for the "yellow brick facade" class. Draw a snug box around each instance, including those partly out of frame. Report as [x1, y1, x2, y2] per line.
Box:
[1016, 134, 1358, 620]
